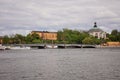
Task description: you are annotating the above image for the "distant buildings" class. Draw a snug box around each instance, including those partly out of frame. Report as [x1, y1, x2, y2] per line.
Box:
[88, 22, 106, 39]
[31, 31, 57, 40]
[0, 22, 107, 45]
[31, 22, 106, 41]
[0, 36, 3, 44]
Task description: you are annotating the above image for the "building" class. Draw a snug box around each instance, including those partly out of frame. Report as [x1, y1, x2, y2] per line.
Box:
[88, 22, 106, 39]
[0, 36, 3, 44]
[106, 42, 120, 46]
[31, 31, 57, 40]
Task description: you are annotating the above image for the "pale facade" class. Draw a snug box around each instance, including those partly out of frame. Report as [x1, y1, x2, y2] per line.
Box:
[89, 32, 106, 39]
[89, 22, 106, 39]
[31, 31, 57, 40]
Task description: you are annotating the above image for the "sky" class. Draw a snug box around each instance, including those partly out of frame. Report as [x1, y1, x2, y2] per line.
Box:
[0, 0, 120, 36]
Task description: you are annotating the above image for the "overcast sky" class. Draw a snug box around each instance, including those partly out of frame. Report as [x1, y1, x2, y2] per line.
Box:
[0, 0, 120, 36]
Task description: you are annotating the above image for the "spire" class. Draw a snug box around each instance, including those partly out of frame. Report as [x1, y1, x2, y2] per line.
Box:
[93, 22, 97, 28]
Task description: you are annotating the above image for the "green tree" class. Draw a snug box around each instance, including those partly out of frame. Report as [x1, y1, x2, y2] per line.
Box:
[13, 34, 25, 44]
[118, 32, 120, 41]
[57, 30, 63, 41]
[82, 36, 101, 44]
[3, 35, 10, 44]
[78, 32, 89, 44]
[32, 39, 42, 43]
[108, 29, 120, 41]
[57, 28, 89, 44]
[25, 33, 42, 44]
[82, 37, 94, 44]
[111, 29, 118, 35]
[109, 35, 116, 41]
[25, 34, 33, 44]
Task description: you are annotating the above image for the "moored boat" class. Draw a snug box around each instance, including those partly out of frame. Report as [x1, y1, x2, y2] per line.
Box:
[0, 45, 6, 50]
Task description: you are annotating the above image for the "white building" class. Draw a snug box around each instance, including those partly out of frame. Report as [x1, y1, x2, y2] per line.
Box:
[88, 22, 106, 39]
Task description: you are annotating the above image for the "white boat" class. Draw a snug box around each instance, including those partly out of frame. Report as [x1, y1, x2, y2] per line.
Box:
[46, 45, 58, 49]
[10, 46, 31, 50]
[0, 45, 6, 50]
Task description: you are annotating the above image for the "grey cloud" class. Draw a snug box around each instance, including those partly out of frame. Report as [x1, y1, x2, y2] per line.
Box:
[0, 0, 120, 35]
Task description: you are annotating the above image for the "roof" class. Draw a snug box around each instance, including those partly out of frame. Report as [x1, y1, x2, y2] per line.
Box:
[88, 27, 104, 33]
[31, 31, 57, 33]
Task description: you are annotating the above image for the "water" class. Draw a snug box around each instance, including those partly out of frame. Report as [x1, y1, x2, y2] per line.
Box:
[0, 48, 120, 80]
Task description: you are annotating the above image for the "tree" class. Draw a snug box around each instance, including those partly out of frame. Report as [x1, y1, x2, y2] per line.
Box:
[25, 33, 42, 44]
[25, 34, 33, 44]
[108, 29, 120, 41]
[118, 32, 120, 41]
[82, 36, 101, 44]
[78, 32, 89, 44]
[57, 30, 63, 41]
[2, 33, 42, 44]
[109, 35, 117, 41]
[32, 39, 42, 43]
[57, 28, 89, 44]
[82, 37, 94, 44]
[31, 33, 40, 40]
[3, 35, 10, 44]
[111, 29, 118, 35]
[13, 34, 25, 44]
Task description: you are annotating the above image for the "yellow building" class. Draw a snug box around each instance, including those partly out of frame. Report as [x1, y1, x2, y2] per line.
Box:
[31, 31, 57, 40]
[106, 42, 120, 46]
[0, 36, 3, 44]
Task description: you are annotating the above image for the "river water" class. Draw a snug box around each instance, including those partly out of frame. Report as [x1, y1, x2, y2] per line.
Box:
[0, 48, 120, 80]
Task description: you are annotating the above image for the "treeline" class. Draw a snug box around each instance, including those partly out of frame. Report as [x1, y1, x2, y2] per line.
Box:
[57, 28, 103, 44]
[107, 29, 120, 42]
[2, 29, 120, 45]
[57, 29, 120, 44]
[2, 33, 42, 44]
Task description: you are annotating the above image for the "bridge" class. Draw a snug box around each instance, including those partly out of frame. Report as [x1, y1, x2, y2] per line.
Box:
[4, 44, 96, 49]
[57, 44, 96, 48]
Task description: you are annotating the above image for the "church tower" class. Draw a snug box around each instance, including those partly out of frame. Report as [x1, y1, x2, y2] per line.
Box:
[88, 22, 106, 39]
[93, 22, 97, 28]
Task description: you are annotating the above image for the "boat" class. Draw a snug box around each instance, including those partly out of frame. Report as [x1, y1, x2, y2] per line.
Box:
[10, 46, 31, 50]
[46, 45, 58, 49]
[0, 45, 6, 50]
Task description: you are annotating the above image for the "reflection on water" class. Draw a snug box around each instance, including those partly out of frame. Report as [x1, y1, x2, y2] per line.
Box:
[0, 48, 120, 80]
